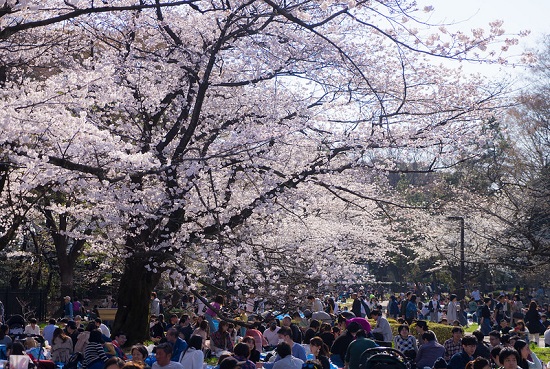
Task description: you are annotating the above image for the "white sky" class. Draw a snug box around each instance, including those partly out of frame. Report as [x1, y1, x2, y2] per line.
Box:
[417, 0, 550, 79]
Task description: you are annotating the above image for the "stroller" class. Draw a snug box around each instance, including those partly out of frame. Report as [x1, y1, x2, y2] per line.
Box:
[358, 347, 410, 369]
[6, 314, 26, 338]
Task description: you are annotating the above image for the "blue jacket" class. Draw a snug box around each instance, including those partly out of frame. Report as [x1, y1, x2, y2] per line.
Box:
[171, 337, 188, 361]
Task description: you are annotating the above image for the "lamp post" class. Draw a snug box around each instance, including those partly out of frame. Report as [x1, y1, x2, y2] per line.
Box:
[447, 216, 465, 299]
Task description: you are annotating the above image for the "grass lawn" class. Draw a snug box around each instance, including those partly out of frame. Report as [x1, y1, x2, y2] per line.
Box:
[532, 344, 550, 365]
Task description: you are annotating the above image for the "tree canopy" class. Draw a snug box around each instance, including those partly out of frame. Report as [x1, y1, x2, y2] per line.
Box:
[0, 0, 527, 341]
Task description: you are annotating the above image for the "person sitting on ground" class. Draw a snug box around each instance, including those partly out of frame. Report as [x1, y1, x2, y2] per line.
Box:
[75, 321, 96, 354]
[210, 321, 234, 355]
[0, 324, 13, 353]
[447, 335, 477, 369]
[415, 331, 445, 369]
[179, 335, 203, 369]
[263, 326, 307, 369]
[84, 330, 109, 369]
[8, 342, 34, 369]
[490, 346, 502, 368]
[303, 320, 321, 344]
[192, 320, 209, 351]
[241, 336, 260, 363]
[130, 344, 151, 369]
[166, 314, 179, 331]
[330, 322, 361, 369]
[43, 319, 58, 345]
[51, 327, 74, 363]
[498, 347, 521, 369]
[464, 357, 491, 369]
[152, 343, 183, 369]
[244, 325, 267, 353]
[150, 315, 166, 343]
[488, 331, 502, 349]
[343, 329, 377, 369]
[309, 337, 330, 369]
[496, 318, 513, 335]
[94, 319, 111, 340]
[393, 324, 417, 361]
[263, 321, 280, 349]
[24, 318, 40, 336]
[444, 327, 464, 361]
[337, 314, 371, 337]
[231, 343, 255, 369]
[166, 328, 188, 362]
[415, 320, 437, 348]
[177, 315, 194, 343]
[111, 332, 127, 360]
[104, 357, 125, 369]
[271, 342, 303, 369]
[281, 316, 302, 344]
[472, 331, 490, 359]
[218, 357, 244, 369]
[512, 321, 529, 343]
[513, 339, 543, 369]
[370, 310, 392, 342]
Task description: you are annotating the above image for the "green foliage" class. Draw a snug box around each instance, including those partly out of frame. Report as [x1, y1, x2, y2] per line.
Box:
[531, 345, 550, 364]
[379, 319, 455, 344]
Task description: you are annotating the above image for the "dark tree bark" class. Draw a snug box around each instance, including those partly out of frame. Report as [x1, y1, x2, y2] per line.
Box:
[112, 256, 160, 344]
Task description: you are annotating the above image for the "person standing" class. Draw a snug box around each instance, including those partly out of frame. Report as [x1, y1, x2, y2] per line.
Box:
[151, 292, 161, 316]
[205, 295, 224, 336]
[428, 293, 441, 323]
[64, 296, 74, 319]
[447, 294, 459, 324]
[524, 301, 544, 345]
[480, 298, 493, 336]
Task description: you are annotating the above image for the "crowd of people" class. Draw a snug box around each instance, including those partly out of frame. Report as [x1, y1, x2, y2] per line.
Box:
[0, 287, 549, 369]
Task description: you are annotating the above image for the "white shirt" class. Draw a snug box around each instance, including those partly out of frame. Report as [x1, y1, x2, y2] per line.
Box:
[152, 362, 184, 369]
[179, 348, 203, 369]
[99, 323, 111, 337]
[24, 324, 41, 336]
[263, 326, 281, 346]
[372, 316, 393, 342]
[544, 328, 550, 346]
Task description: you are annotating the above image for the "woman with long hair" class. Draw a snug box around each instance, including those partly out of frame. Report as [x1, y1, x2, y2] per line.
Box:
[309, 337, 330, 369]
[524, 301, 544, 345]
[513, 321, 530, 343]
[513, 339, 543, 369]
[179, 335, 204, 369]
[51, 327, 73, 363]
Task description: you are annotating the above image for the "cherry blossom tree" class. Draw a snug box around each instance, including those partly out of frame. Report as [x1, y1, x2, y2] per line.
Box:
[0, 0, 524, 341]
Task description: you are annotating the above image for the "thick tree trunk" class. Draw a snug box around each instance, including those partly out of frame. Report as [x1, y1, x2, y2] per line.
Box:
[112, 256, 160, 344]
[59, 267, 74, 298]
